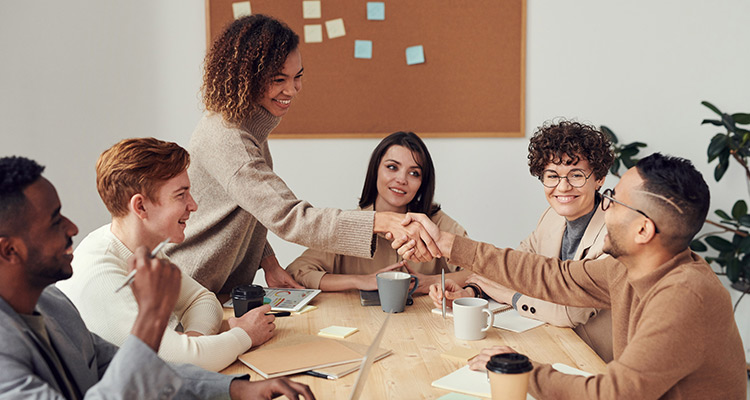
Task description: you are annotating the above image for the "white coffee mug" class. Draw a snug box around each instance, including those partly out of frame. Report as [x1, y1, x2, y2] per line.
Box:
[453, 297, 494, 340]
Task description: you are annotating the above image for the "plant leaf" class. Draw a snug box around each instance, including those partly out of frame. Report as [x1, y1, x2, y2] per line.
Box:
[722, 113, 737, 133]
[714, 158, 729, 181]
[620, 148, 639, 158]
[690, 240, 708, 252]
[739, 215, 750, 227]
[705, 235, 735, 252]
[701, 101, 722, 116]
[609, 158, 621, 176]
[739, 236, 750, 253]
[622, 157, 638, 169]
[727, 258, 741, 283]
[716, 209, 732, 220]
[702, 119, 723, 126]
[707, 134, 729, 161]
[732, 200, 748, 220]
[732, 113, 750, 125]
[601, 125, 617, 144]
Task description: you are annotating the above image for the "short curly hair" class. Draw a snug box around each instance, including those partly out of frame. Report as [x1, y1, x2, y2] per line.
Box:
[0, 156, 45, 234]
[528, 121, 614, 180]
[202, 14, 299, 124]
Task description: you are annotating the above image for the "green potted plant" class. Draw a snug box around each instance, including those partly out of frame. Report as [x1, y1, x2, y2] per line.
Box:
[690, 102, 750, 303]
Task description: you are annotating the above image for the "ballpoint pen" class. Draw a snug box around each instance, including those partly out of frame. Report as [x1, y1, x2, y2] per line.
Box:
[441, 269, 446, 319]
[114, 237, 171, 293]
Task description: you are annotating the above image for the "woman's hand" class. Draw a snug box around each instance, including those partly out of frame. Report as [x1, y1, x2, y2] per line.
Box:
[428, 278, 472, 308]
[375, 212, 441, 262]
[466, 274, 516, 305]
[261, 255, 303, 288]
[355, 260, 409, 291]
[468, 346, 518, 371]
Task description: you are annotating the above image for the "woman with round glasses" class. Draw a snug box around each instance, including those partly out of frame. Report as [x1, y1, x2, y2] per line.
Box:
[431, 120, 616, 362]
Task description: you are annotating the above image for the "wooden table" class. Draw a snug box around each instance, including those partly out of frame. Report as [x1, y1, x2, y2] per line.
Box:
[220, 292, 606, 399]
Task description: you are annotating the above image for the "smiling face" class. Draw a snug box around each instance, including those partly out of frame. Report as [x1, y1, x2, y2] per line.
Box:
[21, 178, 79, 287]
[542, 156, 605, 221]
[141, 170, 197, 245]
[374, 145, 423, 213]
[258, 48, 303, 117]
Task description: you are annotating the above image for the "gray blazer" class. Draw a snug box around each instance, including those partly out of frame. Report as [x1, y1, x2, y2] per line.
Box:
[0, 286, 236, 399]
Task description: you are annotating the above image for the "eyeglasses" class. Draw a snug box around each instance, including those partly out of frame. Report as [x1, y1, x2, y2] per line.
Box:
[601, 188, 660, 233]
[540, 169, 594, 188]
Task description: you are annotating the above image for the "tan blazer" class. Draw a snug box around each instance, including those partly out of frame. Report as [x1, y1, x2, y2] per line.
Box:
[515, 205, 614, 362]
[287, 206, 467, 289]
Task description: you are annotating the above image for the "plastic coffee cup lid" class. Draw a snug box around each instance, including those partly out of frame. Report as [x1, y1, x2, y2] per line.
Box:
[486, 353, 533, 374]
[231, 284, 264, 299]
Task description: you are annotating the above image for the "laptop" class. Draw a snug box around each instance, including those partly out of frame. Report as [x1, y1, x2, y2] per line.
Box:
[347, 314, 391, 400]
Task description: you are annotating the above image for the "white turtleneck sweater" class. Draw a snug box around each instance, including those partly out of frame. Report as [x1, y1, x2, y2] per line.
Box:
[57, 224, 253, 372]
[167, 108, 376, 293]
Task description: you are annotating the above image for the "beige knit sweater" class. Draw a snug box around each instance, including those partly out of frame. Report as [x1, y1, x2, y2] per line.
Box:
[450, 236, 746, 399]
[168, 108, 375, 293]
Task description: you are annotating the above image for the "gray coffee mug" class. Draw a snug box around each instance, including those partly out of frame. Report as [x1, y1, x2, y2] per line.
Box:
[376, 271, 419, 313]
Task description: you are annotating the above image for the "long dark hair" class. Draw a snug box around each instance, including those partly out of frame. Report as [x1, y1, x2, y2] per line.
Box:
[359, 131, 440, 216]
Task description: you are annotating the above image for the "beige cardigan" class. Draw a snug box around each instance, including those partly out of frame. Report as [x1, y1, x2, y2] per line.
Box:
[287, 206, 467, 288]
[168, 109, 375, 293]
[450, 237, 746, 399]
[515, 205, 613, 362]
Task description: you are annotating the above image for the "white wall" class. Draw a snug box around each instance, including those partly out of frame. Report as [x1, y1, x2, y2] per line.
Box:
[3, 0, 750, 358]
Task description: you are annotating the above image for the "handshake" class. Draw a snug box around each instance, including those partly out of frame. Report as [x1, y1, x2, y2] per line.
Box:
[375, 212, 455, 262]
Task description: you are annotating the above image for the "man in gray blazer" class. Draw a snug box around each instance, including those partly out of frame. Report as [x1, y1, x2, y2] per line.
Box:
[0, 156, 314, 400]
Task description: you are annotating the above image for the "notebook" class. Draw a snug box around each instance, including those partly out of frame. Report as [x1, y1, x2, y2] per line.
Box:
[309, 340, 392, 379]
[348, 314, 391, 400]
[238, 336, 362, 379]
[431, 363, 594, 399]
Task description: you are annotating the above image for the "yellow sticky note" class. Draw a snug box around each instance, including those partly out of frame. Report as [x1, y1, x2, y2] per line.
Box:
[325, 18, 346, 39]
[292, 305, 317, 315]
[302, 1, 321, 19]
[318, 325, 358, 339]
[304, 24, 323, 43]
[232, 1, 251, 19]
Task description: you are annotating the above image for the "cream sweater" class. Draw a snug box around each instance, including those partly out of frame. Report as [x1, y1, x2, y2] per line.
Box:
[168, 108, 375, 293]
[56, 225, 253, 372]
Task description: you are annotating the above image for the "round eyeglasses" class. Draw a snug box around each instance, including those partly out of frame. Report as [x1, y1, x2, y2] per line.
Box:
[540, 169, 594, 188]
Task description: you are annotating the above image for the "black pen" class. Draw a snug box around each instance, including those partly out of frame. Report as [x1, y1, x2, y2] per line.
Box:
[302, 370, 335, 380]
[265, 311, 291, 317]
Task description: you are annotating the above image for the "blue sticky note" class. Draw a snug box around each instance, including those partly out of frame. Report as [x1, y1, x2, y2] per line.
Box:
[405, 45, 425, 65]
[354, 40, 373, 59]
[367, 2, 385, 20]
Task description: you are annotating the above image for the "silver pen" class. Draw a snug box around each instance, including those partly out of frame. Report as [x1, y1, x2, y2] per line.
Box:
[441, 269, 446, 319]
[114, 237, 171, 293]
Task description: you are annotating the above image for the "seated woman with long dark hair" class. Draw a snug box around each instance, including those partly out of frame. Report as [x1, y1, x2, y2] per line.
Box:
[287, 131, 469, 294]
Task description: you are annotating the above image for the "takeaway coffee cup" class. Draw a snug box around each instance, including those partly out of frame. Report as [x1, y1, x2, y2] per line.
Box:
[376, 271, 419, 313]
[486, 353, 533, 400]
[452, 297, 494, 340]
[231, 284, 265, 317]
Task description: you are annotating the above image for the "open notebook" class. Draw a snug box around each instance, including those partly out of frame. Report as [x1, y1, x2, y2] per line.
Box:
[432, 363, 594, 399]
[432, 301, 544, 333]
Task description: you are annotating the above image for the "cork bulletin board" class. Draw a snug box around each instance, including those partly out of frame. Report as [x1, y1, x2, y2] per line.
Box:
[205, 0, 526, 138]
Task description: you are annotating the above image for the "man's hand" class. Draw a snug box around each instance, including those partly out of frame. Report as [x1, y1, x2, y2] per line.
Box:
[227, 304, 276, 348]
[229, 378, 315, 400]
[261, 255, 303, 288]
[128, 247, 182, 352]
[391, 213, 454, 262]
[468, 346, 518, 371]
[375, 212, 440, 262]
[428, 278, 472, 308]
[466, 274, 516, 305]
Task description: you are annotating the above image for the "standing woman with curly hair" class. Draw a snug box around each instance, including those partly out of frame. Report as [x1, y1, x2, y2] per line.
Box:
[431, 120, 616, 362]
[167, 15, 438, 294]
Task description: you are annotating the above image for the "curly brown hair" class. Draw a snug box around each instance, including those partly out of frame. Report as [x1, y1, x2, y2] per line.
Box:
[202, 15, 299, 124]
[528, 120, 614, 179]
